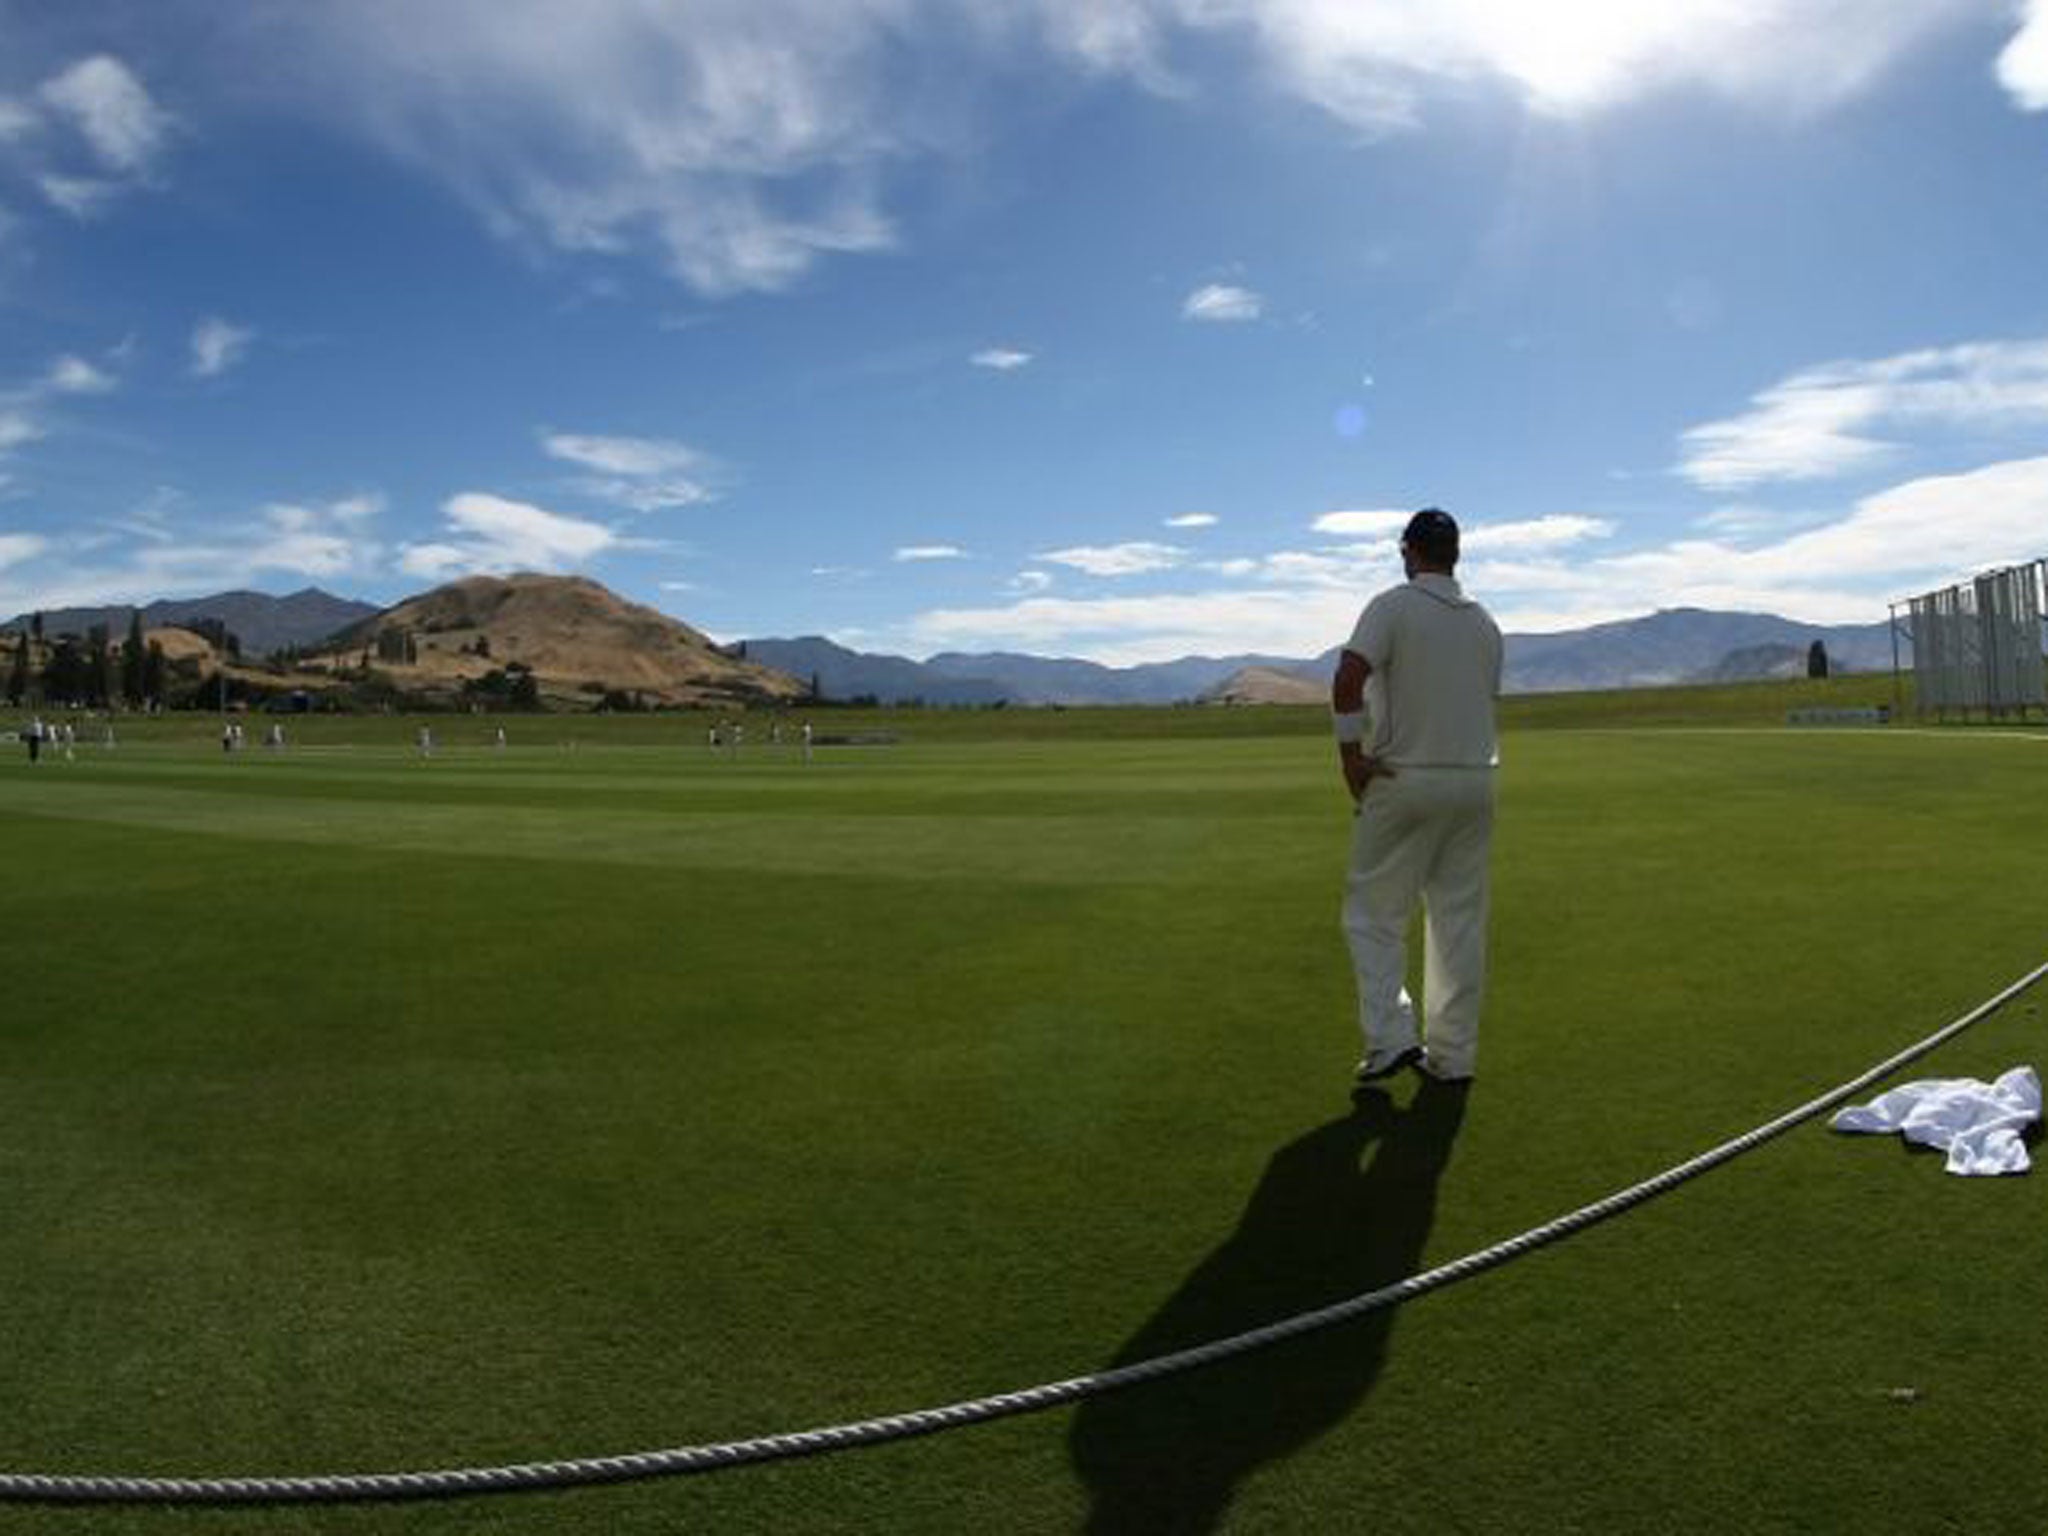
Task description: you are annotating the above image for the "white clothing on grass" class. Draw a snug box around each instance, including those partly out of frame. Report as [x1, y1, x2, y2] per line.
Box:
[1341, 573, 1502, 1077]
[1830, 1066, 2040, 1176]
[1344, 768, 1495, 1073]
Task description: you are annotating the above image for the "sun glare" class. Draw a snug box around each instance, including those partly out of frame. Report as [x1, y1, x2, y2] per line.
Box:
[1463, 0, 1687, 110]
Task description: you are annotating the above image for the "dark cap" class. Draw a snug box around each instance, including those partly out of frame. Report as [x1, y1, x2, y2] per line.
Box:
[1402, 507, 1459, 559]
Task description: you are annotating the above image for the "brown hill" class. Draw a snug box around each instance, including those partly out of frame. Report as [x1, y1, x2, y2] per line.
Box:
[145, 626, 217, 665]
[1200, 664, 1326, 706]
[309, 573, 803, 707]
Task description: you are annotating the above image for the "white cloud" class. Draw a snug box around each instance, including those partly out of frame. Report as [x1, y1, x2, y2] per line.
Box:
[264, 492, 386, 533]
[899, 447, 2048, 658]
[160, 1, 1997, 305]
[894, 538, 1401, 659]
[0, 487, 392, 616]
[579, 477, 716, 513]
[1230, 547, 1397, 589]
[238, 495, 387, 580]
[261, 0, 914, 298]
[1462, 515, 1614, 554]
[0, 412, 43, 453]
[1008, 569, 1055, 594]
[1672, 454, 2048, 587]
[1999, 0, 2048, 110]
[1691, 505, 1819, 540]
[329, 492, 385, 523]
[399, 491, 617, 580]
[907, 589, 1363, 667]
[541, 431, 701, 477]
[1678, 337, 2048, 488]
[894, 544, 968, 562]
[13, 56, 172, 219]
[1311, 509, 1411, 537]
[37, 174, 120, 218]
[971, 347, 1034, 370]
[1181, 283, 1262, 323]
[39, 56, 172, 175]
[250, 530, 374, 579]
[1201, 557, 1258, 577]
[1034, 0, 1180, 85]
[1165, 512, 1218, 528]
[190, 316, 255, 378]
[1035, 541, 1187, 576]
[1463, 455, 2048, 631]
[0, 533, 47, 570]
[1163, 0, 1986, 130]
[46, 354, 116, 395]
[541, 430, 719, 510]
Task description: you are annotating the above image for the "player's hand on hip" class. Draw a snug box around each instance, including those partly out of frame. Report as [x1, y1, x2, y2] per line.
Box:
[1344, 751, 1395, 805]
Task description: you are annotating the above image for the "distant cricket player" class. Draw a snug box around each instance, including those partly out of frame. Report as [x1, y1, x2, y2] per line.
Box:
[1333, 508, 1503, 1086]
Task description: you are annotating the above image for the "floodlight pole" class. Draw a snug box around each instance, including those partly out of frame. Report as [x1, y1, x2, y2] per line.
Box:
[1888, 600, 1902, 721]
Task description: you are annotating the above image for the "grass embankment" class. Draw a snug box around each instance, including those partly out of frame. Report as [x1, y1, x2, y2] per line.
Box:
[0, 704, 2043, 1533]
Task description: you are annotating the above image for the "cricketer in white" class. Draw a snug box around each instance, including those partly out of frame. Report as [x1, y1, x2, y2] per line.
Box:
[1332, 509, 1504, 1086]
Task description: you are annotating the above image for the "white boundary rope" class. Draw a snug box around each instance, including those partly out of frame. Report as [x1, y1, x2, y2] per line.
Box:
[6, 956, 2043, 1506]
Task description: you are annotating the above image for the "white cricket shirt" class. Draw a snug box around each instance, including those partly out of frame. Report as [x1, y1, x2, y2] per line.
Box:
[1343, 573, 1503, 767]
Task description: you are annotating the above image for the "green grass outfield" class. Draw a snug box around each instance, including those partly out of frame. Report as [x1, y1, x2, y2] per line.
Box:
[2, 696, 2044, 1534]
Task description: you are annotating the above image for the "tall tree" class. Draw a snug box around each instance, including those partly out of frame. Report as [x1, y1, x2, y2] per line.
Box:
[87, 624, 113, 706]
[121, 612, 146, 704]
[141, 640, 166, 704]
[188, 616, 240, 657]
[1806, 640, 1830, 679]
[5, 633, 28, 705]
[42, 637, 86, 703]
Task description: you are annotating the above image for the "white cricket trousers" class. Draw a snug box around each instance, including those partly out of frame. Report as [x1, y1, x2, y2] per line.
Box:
[1342, 767, 1496, 1076]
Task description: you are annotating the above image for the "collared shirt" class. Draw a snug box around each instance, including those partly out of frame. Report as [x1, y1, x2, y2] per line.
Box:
[1344, 572, 1503, 767]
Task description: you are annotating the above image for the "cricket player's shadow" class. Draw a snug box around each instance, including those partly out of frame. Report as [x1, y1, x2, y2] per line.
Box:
[1068, 1081, 1467, 1535]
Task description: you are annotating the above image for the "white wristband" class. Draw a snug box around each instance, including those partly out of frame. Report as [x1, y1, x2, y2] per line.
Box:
[1332, 711, 1365, 744]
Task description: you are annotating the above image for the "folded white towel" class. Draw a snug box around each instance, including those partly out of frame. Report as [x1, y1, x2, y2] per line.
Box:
[1830, 1066, 2040, 1176]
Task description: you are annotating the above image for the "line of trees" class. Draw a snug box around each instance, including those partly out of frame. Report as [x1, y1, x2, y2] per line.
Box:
[458, 662, 541, 710]
[6, 611, 174, 708]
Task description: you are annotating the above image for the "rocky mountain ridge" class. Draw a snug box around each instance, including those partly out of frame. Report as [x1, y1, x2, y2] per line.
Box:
[8, 578, 1902, 709]
[743, 609, 1898, 705]
[6, 588, 377, 655]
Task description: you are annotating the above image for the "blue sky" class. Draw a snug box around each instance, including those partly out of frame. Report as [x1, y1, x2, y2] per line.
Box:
[3, 1, 2048, 664]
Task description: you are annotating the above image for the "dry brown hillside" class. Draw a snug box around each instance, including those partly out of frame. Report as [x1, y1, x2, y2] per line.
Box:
[1199, 665, 1326, 706]
[307, 573, 803, 707]
[144, 627, 216, 665]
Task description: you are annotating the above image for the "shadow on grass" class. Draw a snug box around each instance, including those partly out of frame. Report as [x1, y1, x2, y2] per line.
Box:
[1068, 1080, 1467, 1535]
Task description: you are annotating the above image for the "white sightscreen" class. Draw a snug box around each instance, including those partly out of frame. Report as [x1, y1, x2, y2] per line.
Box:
[1906, 561, 2047, 718]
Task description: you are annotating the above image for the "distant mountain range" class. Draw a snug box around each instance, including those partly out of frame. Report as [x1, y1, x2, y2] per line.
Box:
[6, 589, 377, 655]
[740, 637, 1312, 707]
[6, 581, 1901, 708]
[1498, 609, 1895, 692]
[744, 609, 1900, 705]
